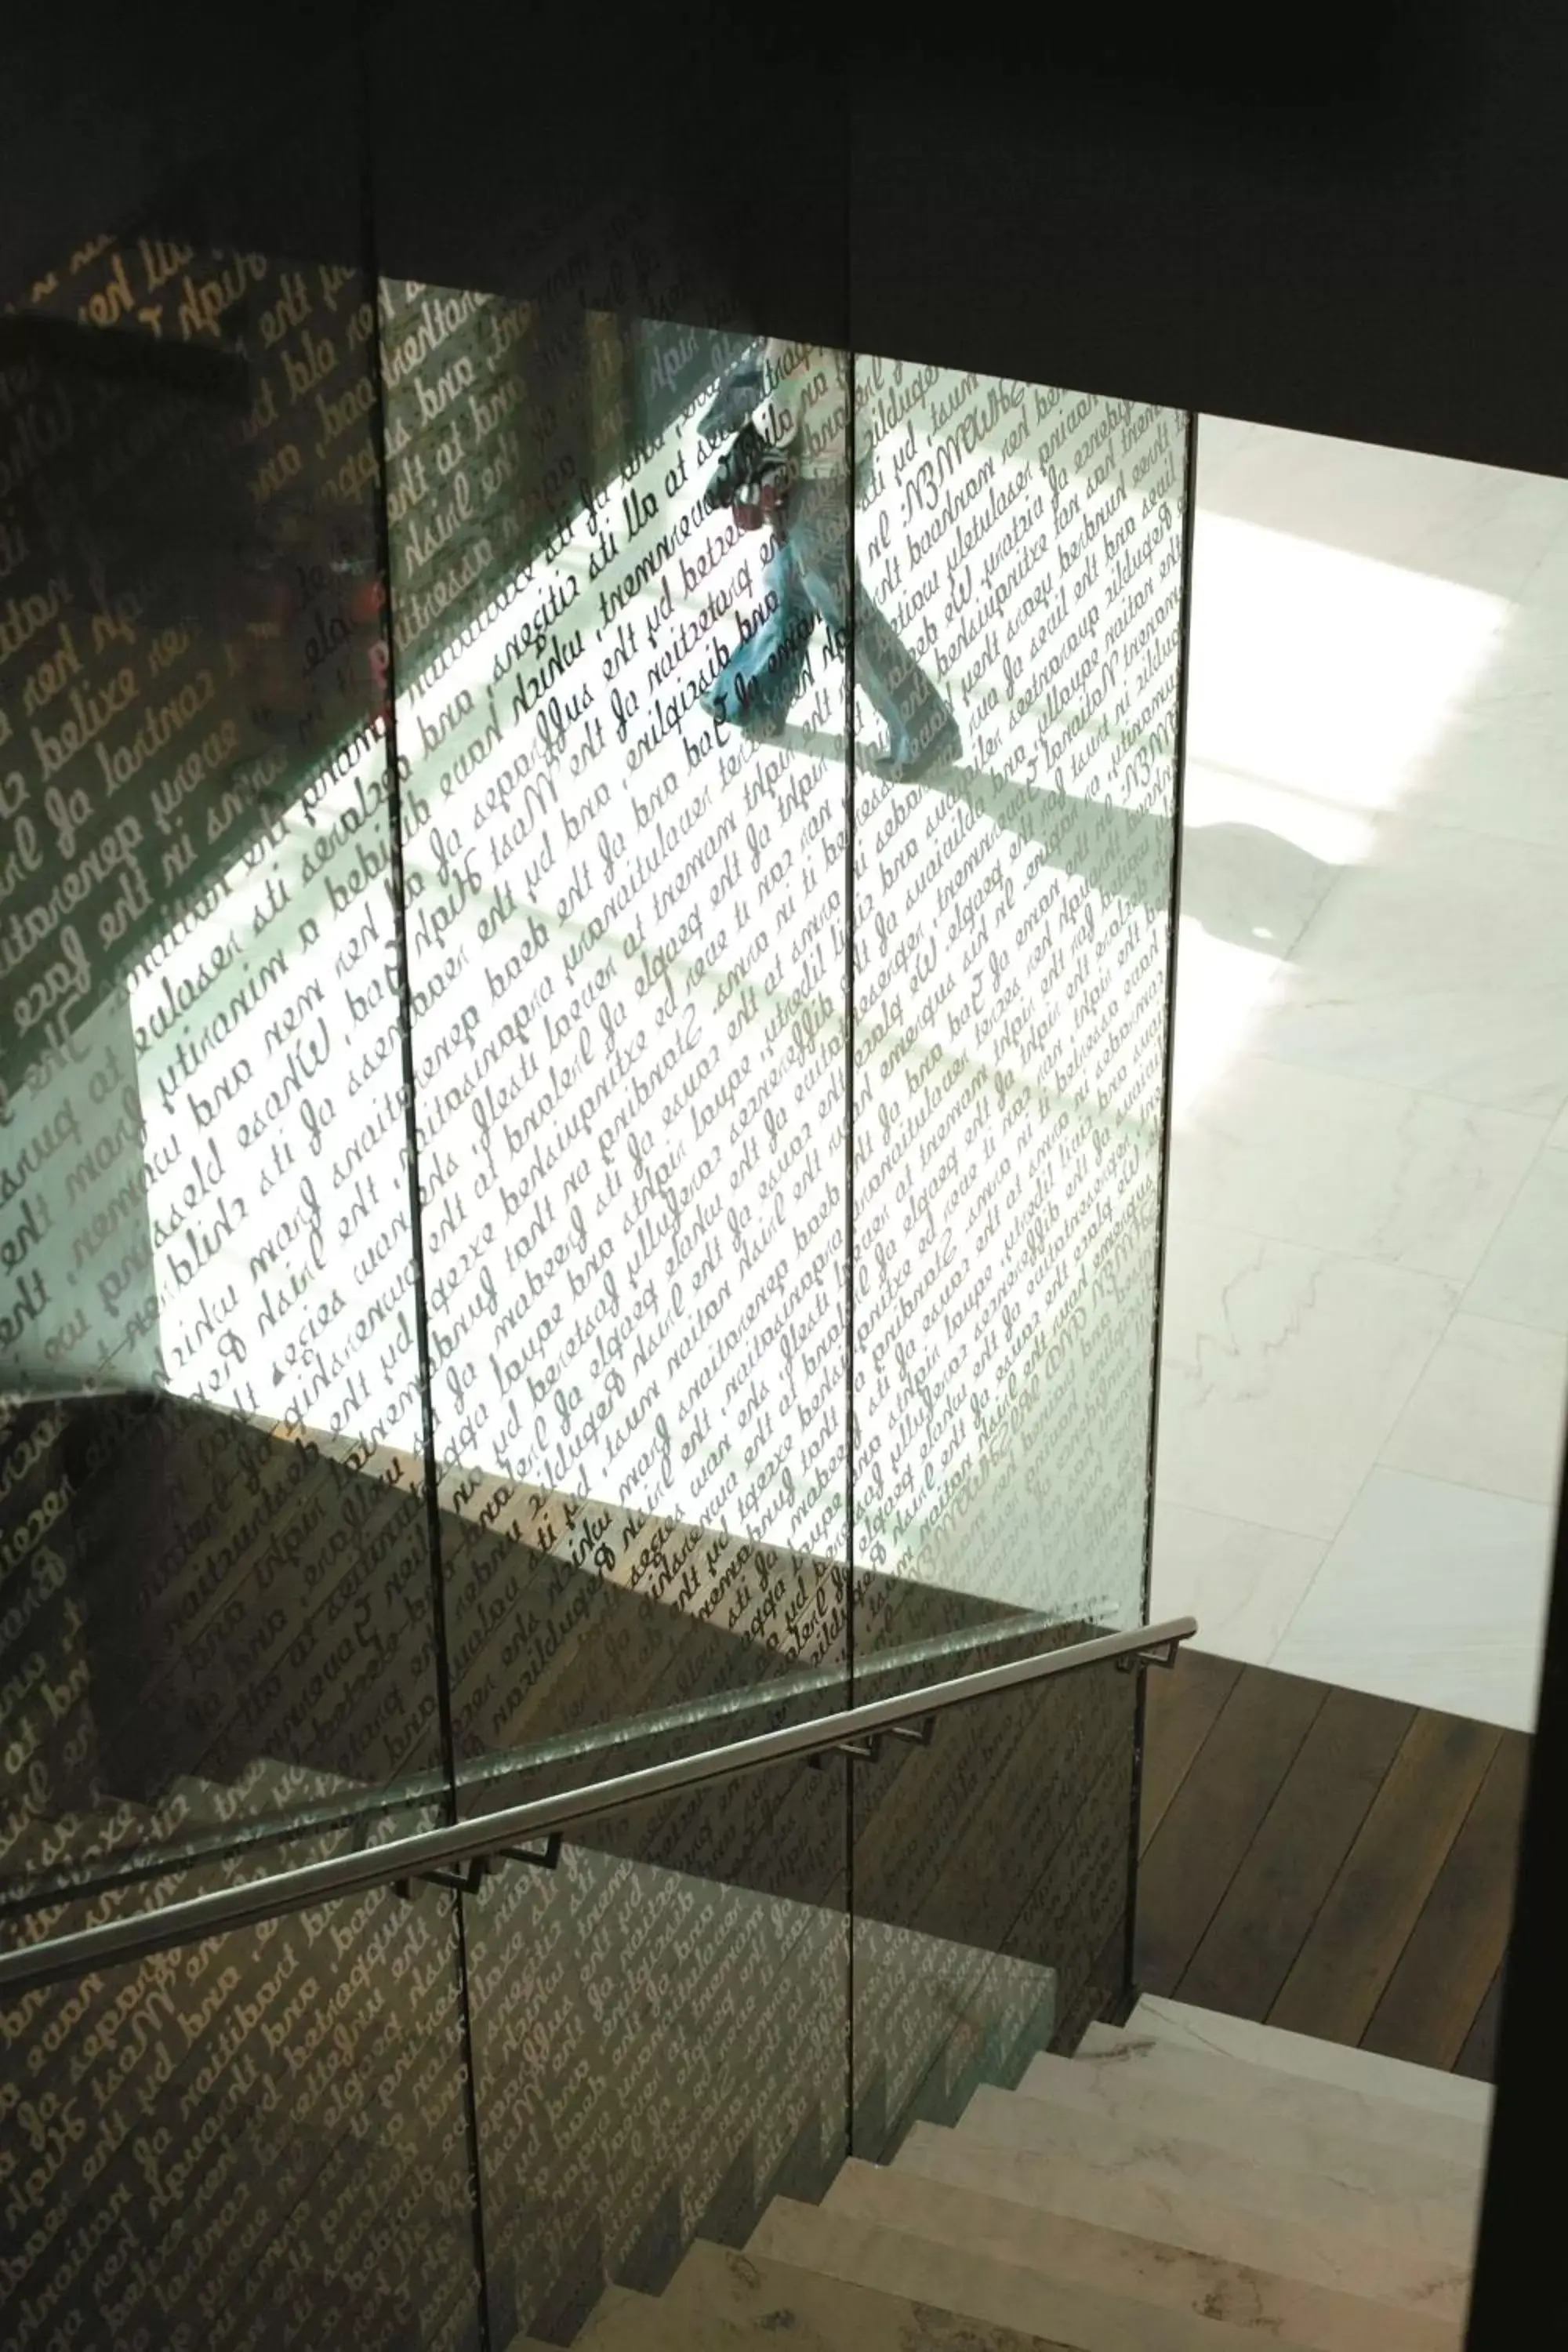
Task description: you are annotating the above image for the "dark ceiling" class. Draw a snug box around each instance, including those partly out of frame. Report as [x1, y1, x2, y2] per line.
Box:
[2, 1, 1564, 478]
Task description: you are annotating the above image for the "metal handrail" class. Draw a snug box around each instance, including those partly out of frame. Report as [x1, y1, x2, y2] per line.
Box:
[0, 1614, 1195, 1996]
[0, 1601, 1075, 1926]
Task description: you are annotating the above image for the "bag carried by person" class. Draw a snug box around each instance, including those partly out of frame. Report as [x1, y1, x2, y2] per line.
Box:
[702, 422, 795, 537]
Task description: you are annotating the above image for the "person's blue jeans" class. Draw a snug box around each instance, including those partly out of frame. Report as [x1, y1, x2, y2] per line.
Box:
[702, 481, 955, 768]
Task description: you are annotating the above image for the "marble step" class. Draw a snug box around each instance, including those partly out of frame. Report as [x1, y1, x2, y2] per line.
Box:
[1075, 2024, 1489, 2170]
[1126, 1998, 1492, 2128]
[1019, 2048, 1483, 2203]
[893, 2122, 1472, 2321]
[824, 2158, 1461, 2352]
[751, 2192, 1322, 2352]
[641, 2235, 1087, 2347]
[954, 2084, 1475, 2261]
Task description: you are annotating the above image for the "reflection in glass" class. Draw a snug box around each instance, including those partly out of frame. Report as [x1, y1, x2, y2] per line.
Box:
[469, 1755, 848, 2342]
[0, 1882, 481, 2350]
[390, 304, 855, 1791]
[853, 363, 1185, 1639]
[3, 220, 1186, 2346]
[0, 236, 444, 1906]
[851, 1653, 1139, 2143]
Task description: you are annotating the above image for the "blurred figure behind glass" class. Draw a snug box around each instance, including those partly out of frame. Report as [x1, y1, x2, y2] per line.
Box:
[699, 337, 961, 782]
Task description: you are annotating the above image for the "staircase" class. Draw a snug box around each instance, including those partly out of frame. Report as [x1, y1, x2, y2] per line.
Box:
[510, 1995, 1488, 2350]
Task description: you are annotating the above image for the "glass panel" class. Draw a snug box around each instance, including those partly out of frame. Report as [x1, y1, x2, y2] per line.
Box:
[0, 230, 448, 1922]
[0, 1874, 483, 2351]
[846, 358, 1185, 2068]
[851, 1653, 1139, 2160]
[390, 297, 861, 1795]
[852, 361, 1186, 1646]
[467, 1750, 850, 2345]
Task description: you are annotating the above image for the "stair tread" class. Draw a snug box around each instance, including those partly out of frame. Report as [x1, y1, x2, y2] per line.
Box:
[823, 2158, 1462, 2352]
[892, 2122, 1472, 2321]
[953, 2085, 1477, 2260]
[1127, 1998, 1491, 2125]
[751, 2194, 1325, 2352]
[1076, 2024, 1488, 2167]
[645, 2236, 1090, 2347]
[1022, 2047, 1483, 2201]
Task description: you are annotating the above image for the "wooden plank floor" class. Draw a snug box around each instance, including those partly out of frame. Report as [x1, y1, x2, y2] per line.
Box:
[1136, 1650, 1530, 2082]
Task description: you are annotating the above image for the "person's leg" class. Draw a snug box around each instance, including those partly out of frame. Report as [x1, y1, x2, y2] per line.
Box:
[702, 532, 817, 735]
[850, 583, 961, 778]
[789, 484, 960, 778]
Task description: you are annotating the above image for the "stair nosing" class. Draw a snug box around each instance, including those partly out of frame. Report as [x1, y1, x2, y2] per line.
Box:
[1076, 2024, 1490, 2163]
[1021, 2047, 1484, 2201]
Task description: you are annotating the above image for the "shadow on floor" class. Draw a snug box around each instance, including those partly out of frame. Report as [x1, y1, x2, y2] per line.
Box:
[762, 725, 1340, 954]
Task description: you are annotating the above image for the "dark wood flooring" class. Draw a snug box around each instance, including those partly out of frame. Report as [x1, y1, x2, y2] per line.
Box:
[1135, 1649, 1531, 2083]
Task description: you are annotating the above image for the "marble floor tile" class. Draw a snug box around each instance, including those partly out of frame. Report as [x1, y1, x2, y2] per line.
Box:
[1378, 1313, 1568, 1506]
[1156, 1221, 1460, 1541]
[1179, 762, 1359, 960]
[1169, 922, 1287, 1131]
[1463, 1145, 1568, 1333]
[1167, 1055, 1546, 1282]
[1164, 426, 1567, 1723]
[1192, 413, 1265, 500]
[1269, 1466, 1555, 1729]
[1196, 420, 1521, 582]
[1411, 667, 1568, 851]
[1187, 519, 1509, 819]
[1251, 818, 1568, 1118]
[1401, 470, 1568, 601]
[1148, 1501, 1325, 1665]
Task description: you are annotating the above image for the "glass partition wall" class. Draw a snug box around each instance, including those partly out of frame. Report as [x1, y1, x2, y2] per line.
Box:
[0, 197, 1188, 2347]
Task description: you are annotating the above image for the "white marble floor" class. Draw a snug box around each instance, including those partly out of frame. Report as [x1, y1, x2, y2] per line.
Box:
[1150, 417, 1568, 1730]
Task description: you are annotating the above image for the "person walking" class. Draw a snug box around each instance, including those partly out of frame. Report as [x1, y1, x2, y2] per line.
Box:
[699, 338, 962, 782]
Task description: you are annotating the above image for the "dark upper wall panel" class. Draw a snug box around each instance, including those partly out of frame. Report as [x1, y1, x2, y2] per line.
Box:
[5, 2, 1568, 480]
[852, 5, 1559, 480]
[0, 10, 360, 301]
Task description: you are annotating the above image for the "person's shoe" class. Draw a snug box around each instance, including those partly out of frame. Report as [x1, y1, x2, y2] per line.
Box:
[871, 710, 962, 782]
[703, 680, 785, 742]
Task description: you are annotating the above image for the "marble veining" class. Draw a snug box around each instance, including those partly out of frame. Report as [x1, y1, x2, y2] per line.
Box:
[1156, 1221, 1460, 1540]
[1074, 2023, 1489, 2167]
[1015, 2051, 1483, 2205]
[820, 2161, 1462, 2351]
[1379, 1312, 1568, 1505]
[1269, 1468, 1554, 1730]
[894, 2122, 1473, 2321]
[1127, 1996, 1493, 2125]
[753, 2198, 1320, 2352]
[953, 2088, 1473, 2260]
[653, 2241, 1076, 2350]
